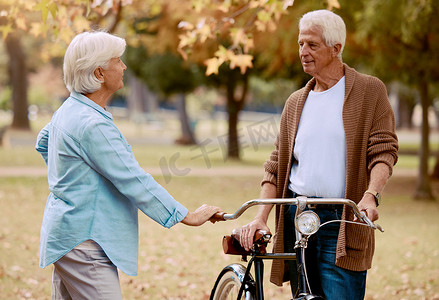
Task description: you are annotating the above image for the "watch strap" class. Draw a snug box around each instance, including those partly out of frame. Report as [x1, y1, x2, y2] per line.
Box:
[364, 189, 380, 207]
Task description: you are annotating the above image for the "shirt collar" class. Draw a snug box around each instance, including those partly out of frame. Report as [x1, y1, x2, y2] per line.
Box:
[70, 92, 113, 120]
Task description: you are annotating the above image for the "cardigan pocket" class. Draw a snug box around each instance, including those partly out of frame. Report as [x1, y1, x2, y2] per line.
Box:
[345, 223, 373, 253]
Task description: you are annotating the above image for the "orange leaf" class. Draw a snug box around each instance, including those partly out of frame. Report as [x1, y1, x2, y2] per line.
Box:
[229, 54, 253, 74]
[327, 0, 340, 10]
[204, 57, 223, 76]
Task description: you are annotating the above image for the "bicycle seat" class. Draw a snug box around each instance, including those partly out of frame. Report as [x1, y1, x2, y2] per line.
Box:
[222, 229, 272, 256]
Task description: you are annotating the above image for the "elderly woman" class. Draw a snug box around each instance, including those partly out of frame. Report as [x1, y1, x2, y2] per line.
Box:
[36, 31, 221, 299]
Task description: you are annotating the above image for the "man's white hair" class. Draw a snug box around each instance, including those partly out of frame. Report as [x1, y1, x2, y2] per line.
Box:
[63, 31, 126, 94]
[299, 10, 346, 59]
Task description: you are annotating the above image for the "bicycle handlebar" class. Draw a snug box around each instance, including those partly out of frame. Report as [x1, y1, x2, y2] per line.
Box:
[211, 197, 384, 232]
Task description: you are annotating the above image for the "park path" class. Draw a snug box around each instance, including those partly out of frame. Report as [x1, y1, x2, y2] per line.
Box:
[0, 127, 432, 178]
[0, 166, 264, 177]
[0, 165, 417, 178]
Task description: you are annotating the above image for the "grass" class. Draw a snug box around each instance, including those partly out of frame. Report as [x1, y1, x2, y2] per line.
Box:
[0, 177, 51, 299]
[368, 176, 439, 299]
[1, 171, 439, 299]
[1, 121, 439, 299]
[0, 140, 436, 172]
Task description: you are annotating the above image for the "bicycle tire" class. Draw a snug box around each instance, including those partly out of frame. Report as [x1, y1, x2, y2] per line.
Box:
[210, 263, 256, 300]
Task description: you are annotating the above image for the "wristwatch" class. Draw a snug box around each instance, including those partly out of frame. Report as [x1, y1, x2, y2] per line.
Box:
[364, 189, 380, 207]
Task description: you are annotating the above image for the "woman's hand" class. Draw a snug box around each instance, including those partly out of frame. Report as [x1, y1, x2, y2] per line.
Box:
[181, 204, 222, 226]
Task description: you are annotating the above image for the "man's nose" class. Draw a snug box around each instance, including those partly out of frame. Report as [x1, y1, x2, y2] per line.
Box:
[300, 44, 310, 56]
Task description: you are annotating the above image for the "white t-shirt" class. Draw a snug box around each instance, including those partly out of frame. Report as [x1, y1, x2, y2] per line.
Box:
[288, 76, 346, 198]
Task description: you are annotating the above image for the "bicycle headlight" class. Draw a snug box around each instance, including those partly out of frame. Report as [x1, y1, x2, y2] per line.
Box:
[295, 211, 320, 235]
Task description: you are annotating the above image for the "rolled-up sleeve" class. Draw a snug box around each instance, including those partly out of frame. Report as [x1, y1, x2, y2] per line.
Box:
[262, 136, 279, 187]
[80, 119, 188, 228]
[36, 123, 51, 165]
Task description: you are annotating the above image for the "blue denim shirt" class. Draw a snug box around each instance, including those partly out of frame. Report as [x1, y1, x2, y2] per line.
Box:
[36, 92, 188, 276]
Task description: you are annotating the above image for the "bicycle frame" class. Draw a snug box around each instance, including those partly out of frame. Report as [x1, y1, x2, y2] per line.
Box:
[241, 249, 297, 299]
[210, 197, 383, 300]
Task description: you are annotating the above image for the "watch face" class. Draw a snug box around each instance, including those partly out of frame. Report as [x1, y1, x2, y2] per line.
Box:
[374, 193, 380, 206]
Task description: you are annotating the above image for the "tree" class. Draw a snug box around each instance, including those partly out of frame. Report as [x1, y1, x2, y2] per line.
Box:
[177, 0, 340, 159]
[0, 0, 126, 131]
[354, 0, 439, 200]
[431, 84, 439, 180]
[125, 47, 200, 145]
[394, 83, 417, 129]
[121, 4, 205, 145]
[4, 31, 29, 129]
[0, 1, 34, 130]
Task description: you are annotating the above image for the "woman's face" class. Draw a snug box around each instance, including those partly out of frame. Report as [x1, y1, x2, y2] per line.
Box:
[101, 57, 127, 94]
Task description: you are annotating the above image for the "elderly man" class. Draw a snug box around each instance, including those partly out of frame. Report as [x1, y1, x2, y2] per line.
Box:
[239, 10, 398, 300]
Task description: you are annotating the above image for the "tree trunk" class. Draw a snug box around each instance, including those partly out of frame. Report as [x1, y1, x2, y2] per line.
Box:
[397, 92, 416, 129]
[5, 33, 30, 130]
[432, 152, 439, 179]
[414, 77, 434, 200]
[175, 93, 196, 145]
[126, 73, 158, 121]
[226, 73, 248, 160]
[432, 103, 439, 179]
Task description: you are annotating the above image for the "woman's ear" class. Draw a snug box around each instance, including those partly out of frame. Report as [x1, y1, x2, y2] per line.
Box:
[94, 67, 104, 81]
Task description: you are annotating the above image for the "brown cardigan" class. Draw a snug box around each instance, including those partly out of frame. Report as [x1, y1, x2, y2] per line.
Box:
[262, 64, 398, 286]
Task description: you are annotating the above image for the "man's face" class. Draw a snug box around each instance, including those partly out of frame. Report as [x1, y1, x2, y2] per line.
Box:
[298, 27, 335, 77]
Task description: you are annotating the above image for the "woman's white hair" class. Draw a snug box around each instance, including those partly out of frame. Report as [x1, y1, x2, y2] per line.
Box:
[299, 10, 346, 59]
[63, 31, 126, 94]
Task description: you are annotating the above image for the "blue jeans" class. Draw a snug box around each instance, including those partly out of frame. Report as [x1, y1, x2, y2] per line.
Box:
[285, 205, 367, 300]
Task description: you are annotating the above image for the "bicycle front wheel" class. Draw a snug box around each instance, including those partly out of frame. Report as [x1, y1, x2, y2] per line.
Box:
[210, 264, 256, 300]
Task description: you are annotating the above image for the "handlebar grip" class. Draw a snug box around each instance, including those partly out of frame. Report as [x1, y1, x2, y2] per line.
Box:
[210, 212, 226, 223]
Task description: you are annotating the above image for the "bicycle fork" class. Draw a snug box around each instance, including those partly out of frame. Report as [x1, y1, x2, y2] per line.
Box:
[295, 231, 311, 295]
[294, 232, 324, 300]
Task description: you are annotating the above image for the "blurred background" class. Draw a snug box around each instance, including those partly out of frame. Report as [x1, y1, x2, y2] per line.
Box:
[0, 0, 438, 197]
[0, 0, 438, 299]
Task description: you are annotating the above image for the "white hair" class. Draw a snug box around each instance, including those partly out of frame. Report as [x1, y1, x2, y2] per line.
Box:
[299, 10, 346, 59]
[63, 31, 126, 94]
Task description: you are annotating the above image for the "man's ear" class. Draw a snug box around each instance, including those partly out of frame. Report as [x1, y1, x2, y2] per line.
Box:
[94, 67, 104, 80]
[332, 43, 342, 57]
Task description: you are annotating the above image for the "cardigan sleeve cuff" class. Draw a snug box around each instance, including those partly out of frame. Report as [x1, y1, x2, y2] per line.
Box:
[368, 153, 397, 176]
[261, 172, 277, 187]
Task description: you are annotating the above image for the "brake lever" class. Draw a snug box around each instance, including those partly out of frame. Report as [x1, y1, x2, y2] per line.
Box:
[360, 212, 384, 232]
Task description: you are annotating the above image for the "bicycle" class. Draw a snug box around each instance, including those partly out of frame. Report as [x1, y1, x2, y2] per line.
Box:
[209, 197, 384, 300]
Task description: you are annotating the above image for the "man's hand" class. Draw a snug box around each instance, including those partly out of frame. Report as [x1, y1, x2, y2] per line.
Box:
[181, 204, 222, 226]
[238, 218, 271, 251]
[355, 194, 379, 222]
[237, 182, 276, 251]
[354, 163, 390, 222]
[354, 163, 390, 223]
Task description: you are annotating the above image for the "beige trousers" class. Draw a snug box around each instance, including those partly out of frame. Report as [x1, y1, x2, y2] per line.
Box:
[51, 244, 122, 300]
